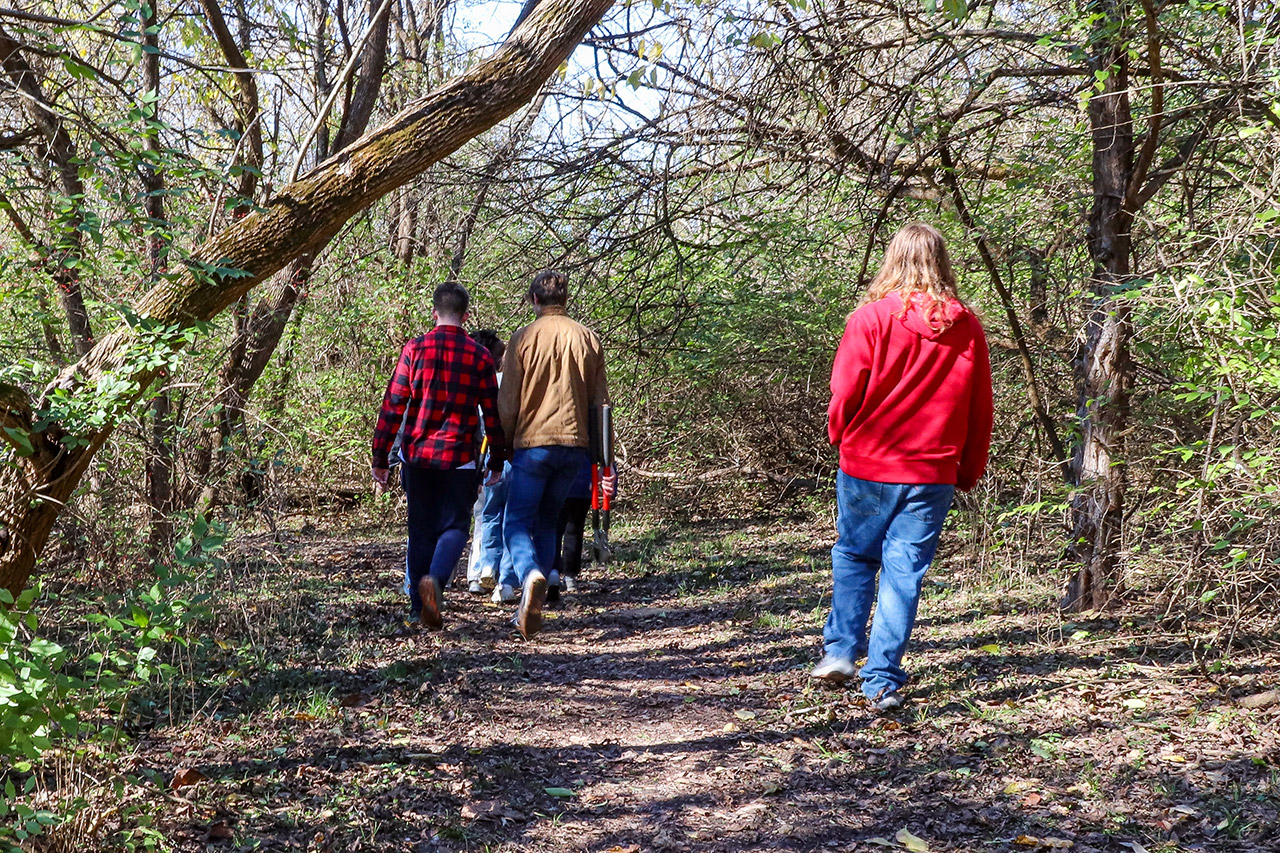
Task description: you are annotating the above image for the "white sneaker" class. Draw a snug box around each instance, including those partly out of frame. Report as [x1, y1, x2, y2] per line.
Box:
[562, 575, 578, 593]
[491, 584, 517, 604]
[468, 580, 485, 595]
[870, 690, 905, 711]
[810, 654, 855, 684]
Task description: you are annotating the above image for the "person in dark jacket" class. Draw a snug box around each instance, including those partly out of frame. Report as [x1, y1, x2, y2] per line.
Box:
[549, 457, 592, 599]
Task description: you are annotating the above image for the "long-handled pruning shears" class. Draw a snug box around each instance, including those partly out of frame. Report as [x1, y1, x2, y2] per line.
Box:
[590, 404, 613, 566]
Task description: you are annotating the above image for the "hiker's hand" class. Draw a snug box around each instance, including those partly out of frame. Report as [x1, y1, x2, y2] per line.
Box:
[372, 466, 389, 485]
[484, 469, 502, 487]
[602, 470, 618, 498]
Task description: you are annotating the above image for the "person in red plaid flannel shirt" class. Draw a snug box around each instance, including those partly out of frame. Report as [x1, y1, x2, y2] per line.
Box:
[371, 282, 507, 630]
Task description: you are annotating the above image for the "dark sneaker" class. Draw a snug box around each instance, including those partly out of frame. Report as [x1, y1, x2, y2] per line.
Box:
[417, 576, 444, 631]
[810, 654, 856, 685]
[516, 570, 548, 639]
[547, 570, 561, 603]
[869, 690, 905, 712]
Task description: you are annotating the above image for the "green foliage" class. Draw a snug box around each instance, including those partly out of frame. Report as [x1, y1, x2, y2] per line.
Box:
[0, 586, 80, 766]
[0, 517, 221, 848]
[82, 519, 218, 695]
[0, 584, 79, 848]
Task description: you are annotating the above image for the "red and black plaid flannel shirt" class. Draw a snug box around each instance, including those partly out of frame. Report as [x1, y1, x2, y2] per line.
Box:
[371, 325, 507, 471]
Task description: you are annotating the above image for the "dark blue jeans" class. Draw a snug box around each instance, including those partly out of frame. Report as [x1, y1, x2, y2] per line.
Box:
[401, 465, 479, 614]
[825, 472, 954, 700]
[503, 446, 590, 585]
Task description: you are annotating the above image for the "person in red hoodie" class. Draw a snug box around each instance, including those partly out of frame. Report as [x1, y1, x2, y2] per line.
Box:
[815, 222, 993, 710]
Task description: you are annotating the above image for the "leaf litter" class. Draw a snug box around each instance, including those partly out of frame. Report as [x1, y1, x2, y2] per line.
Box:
[81, 518, 1280, 851]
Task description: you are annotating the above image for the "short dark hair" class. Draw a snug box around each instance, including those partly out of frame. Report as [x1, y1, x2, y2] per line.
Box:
[528, 270, 568, 307]
[471, 329, 505, 364]
[433, 281, 469, 318]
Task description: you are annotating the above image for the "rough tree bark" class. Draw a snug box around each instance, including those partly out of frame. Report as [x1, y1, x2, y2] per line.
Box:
[0, 26, 95, 356]
[0, 0, 617, 595]
[141, 1, 178, 555]
[1063, 0, 1137, 611]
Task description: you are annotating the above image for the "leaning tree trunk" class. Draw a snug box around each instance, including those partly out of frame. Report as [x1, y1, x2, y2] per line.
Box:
[1063, 0, 1136, 611]
[0, 0, 617, 596]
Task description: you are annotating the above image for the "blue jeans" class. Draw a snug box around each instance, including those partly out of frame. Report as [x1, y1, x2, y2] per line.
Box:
[400, 465, 479, 614]
[468, 461, 517, 587]
[503, 446, 590, 585]
[825, 472, 954, 700]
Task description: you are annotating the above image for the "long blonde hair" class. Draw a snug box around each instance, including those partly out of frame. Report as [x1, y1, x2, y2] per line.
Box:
[863, 223, 962, 330]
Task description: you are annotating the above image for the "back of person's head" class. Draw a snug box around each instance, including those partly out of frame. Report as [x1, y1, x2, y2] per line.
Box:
[471, 329, 505, 364]
[528, 270, 569, 307]
[433, 281, 470, 320]
[864, 222, 962, 330]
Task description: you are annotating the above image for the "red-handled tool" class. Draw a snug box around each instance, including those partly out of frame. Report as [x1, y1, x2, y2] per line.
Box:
[590, 404, 613, 566]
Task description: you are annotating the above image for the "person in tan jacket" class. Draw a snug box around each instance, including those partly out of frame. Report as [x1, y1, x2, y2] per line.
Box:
[499, 270, 611, 639]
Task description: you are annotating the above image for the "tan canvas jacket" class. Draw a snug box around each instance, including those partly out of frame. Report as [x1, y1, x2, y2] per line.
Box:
[498, 306, 609, 449]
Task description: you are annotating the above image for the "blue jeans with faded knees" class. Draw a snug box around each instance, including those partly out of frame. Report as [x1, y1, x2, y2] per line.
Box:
[467, 461, 517, 588]
[503, 446, 590, 586]
[824, 471, 954, 700]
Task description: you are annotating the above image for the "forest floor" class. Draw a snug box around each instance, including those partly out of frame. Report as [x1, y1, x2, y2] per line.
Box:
[58, 512, 1280, 852]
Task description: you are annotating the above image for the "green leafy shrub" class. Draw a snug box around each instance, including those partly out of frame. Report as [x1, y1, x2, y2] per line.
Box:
[0, 516, 222, 848]
[0, 585, 80, 848]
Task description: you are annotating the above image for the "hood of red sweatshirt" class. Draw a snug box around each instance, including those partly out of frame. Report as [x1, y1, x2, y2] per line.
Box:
[894, 291, 967, 340]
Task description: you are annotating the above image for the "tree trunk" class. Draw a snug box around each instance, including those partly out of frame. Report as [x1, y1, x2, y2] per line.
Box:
[0, 0, 617, 596]
[189, 0, 391, 513]
[192, 257, 309, 513]
[142, 1, 176, 556]
[391, 186, 418, 267]
[1063, 0, 1135, 611]
[196, 0, 263, 216]
[0, 27, 95, 356]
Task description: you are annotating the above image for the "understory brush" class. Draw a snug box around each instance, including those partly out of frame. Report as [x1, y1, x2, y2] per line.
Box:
[0, 517, 225, 851]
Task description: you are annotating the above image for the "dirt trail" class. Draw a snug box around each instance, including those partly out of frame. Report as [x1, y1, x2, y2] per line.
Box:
[137, 517, 1279, 852]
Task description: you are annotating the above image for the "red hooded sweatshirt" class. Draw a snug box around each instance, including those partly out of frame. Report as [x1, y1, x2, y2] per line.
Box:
[828, 292, 993, 491]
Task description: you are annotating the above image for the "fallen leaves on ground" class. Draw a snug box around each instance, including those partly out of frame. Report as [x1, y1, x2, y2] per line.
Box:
[895, 827, 930, 851]
[73, 521, 1280, 852]
[461, 800, 525, 822]
[170, 767, 207, 790]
